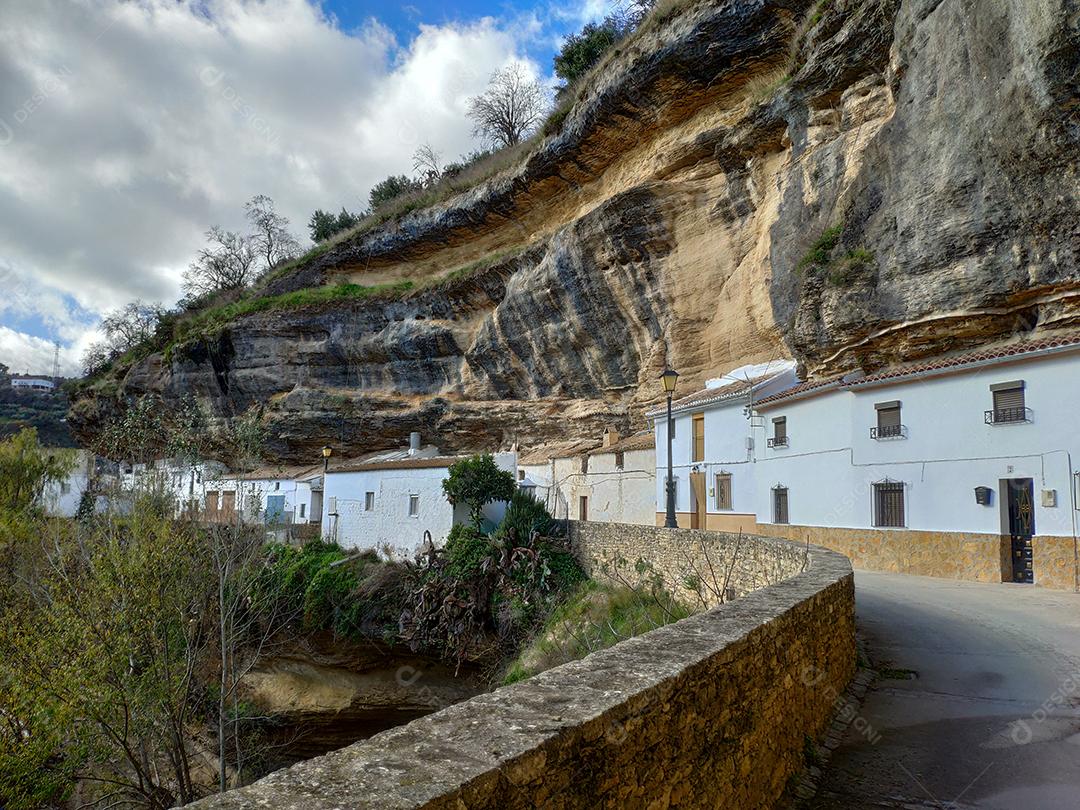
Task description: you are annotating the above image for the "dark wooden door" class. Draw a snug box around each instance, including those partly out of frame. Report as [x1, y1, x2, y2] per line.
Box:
[1007, 479, 1034, 584]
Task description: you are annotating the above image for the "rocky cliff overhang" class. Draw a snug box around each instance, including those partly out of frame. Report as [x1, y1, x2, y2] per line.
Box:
[70, 0, 1080, 463]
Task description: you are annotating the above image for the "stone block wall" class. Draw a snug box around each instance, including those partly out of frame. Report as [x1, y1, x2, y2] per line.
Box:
[570, 520, 810, 607]
[756, 523, 1079, 591]
[192, 528, 855, 810]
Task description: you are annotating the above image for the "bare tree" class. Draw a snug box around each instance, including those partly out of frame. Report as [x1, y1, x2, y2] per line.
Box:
[467, 64, 549, 148]
[100, 299, 164, 352]
[412, 143, 442, 186]
[245, 194, 300, 271]
[182, 226, 258, 299]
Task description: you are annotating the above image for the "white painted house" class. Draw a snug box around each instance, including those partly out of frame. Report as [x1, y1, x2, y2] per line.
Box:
[518, 430, 656, 525]
[203, 464, 324, 526]
[43, 450, 96, 517]
[648, 361, 798, 531]
[321, 438, 517, 558]
[11, 376, 56, 392]
[750, 334, 1080, 589]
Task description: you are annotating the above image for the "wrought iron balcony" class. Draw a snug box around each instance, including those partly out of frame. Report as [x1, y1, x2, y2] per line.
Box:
[870, 424, 907, 440]
[984, 407, 1032, 425]
[767, 436, 789, 448]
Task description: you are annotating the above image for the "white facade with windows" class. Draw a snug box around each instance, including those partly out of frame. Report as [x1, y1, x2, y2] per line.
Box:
[753, 345, 1080, 540]
[321, 452, 517, 558]
[649, 362, 798, 531]
[204, 465, 323, 525]
[519, 431, 655, 525]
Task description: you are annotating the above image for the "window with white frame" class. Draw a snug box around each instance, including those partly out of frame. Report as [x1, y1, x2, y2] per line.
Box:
[772, 485, 789, 524]
[715, 472, 732, 510]
[408, 494, 420, 517]
[364, 491, 375, 511]
[872, 480, 905, 527]
[988, 380, 1027, 424]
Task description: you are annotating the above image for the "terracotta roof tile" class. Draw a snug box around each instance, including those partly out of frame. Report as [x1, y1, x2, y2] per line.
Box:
[755, 332, 1080, 409]
[587, 432, 654, 456]
[328, 455, 470, 474]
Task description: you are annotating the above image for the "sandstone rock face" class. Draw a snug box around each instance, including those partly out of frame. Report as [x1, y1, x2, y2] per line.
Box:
[70, 0, 1080, 461]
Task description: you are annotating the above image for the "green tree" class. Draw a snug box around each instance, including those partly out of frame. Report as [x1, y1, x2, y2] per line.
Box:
[308, 208, 337, 242]
[308, 207, 362, 243]
[553, 18, 625, 85]
[0, 428, 73, 514]
[0, 505, 215, 808]
[441, 454, 517, 529]
[368, 175, 421, 212]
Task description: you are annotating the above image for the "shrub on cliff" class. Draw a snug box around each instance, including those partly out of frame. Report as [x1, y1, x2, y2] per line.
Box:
[554, 18, 626, 85]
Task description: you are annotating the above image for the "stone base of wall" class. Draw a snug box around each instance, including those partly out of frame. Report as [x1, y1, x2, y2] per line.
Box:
[1033, 535, 1080, 591]
[757, 524, 1079, 591]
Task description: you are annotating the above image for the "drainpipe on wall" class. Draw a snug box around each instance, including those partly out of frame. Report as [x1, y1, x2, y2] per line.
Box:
[1069, 453, 1079, 593]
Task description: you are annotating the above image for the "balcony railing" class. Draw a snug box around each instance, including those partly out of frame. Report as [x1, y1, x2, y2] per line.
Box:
[871, 424, 907, 440]
[767, 436, 789, 448]
[985, 407, 1032, 425]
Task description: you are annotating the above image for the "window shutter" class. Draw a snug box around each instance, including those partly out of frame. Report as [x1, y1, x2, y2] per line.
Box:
[877, 406, 901, 430]
[993, 387, 1024, 411]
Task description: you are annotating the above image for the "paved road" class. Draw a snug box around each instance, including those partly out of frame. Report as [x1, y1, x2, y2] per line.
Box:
[813, 571, 1080, 809]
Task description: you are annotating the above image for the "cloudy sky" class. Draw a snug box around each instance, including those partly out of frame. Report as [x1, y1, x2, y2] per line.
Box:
[0, 0, 608, 376]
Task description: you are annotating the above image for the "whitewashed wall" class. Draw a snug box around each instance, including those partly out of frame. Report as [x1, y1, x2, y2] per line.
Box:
[523, 448, 655, 525]
[753, 353, 1080, 538]
[321, 453, 516, 558]
[652, 376, 804, 522]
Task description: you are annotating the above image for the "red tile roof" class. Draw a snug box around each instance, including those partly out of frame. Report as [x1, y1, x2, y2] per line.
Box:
[586, 431, 654, 456]
[644, 372, 784, 418]
[755, 332, 1080, 409]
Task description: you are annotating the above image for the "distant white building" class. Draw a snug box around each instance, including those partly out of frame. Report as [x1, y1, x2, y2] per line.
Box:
[648, 361, 798, 532]
[11, 376, 56, 392]
[203, 464, 324, 526]
[519, 430, 655, 525]
[43, 450, 93, 517]
[321, 435, 516, 558]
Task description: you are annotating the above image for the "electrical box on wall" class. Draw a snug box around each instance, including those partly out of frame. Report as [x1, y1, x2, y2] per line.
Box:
[1042, 489, 1057, 507]
[974, 486, 992, 506]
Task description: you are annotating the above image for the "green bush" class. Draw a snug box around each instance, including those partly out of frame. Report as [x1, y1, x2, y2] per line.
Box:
[444, 523, 493, 580]
[798, 225, 843, 273]
[496, 489, 554, 542]
[554, 19, 625, 85]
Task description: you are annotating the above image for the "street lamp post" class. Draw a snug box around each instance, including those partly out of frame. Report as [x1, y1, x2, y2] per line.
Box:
[659, 368, 679, 529]
[322, 445, 332, 472]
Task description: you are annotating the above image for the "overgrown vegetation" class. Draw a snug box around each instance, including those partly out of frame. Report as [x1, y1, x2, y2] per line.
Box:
[502, 579, 690, 684]
[797, 225, 875, 286]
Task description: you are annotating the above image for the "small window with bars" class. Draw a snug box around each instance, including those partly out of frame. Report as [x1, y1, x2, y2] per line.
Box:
[769, 417, 788, 448]
[716, 473, 733, 510]
[692, 413, 705, 462]
[873, 401, 904, 439]
[772, 485, 789, 524]
[408, 494, 420, 517]
[615, 451, 625, 470]
[987, 381, 1027, 424]
[364, 491, 375, 511]
[873, 480, 905, 527]
[580, 455, 589, 474]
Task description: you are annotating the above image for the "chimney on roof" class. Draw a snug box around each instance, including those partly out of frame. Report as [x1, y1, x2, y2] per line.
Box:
[603, 428, 620, 448]
[408, 431, 421, 455]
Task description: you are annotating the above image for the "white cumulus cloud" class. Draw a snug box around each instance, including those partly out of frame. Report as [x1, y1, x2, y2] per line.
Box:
[0, 0, 545, 374]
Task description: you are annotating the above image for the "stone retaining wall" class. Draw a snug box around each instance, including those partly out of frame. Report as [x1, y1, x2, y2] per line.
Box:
[570, 520, 811, 607]
[756, 523, 1080, 591]
[193, 526, 855, 809]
